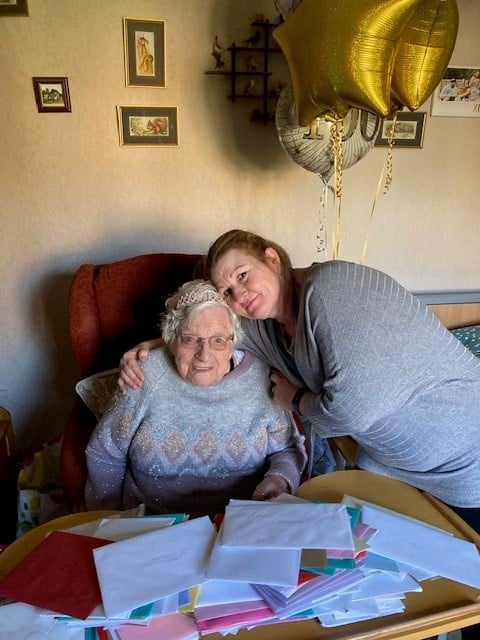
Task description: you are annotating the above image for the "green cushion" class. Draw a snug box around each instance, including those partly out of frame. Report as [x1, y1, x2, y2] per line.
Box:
[450, 324, 480, 356]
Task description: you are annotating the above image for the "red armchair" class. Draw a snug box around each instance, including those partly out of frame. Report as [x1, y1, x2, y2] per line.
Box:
[61, 253, 203, 510]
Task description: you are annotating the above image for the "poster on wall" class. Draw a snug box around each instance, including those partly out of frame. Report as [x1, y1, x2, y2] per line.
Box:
[430, 65, 480, 118]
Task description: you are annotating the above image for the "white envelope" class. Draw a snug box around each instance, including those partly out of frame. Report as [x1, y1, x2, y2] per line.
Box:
[94, 516, 216, 618]
[351, 571, 421, 600]
[93, 516, 175, 541]
[206, 522, 301, 586]
[196, 580, 262, 607]
[221, 502, 354, 550]
[317, 597, 405, 627]
[362, 504, 480, 589]
[0, 602, 85, 640]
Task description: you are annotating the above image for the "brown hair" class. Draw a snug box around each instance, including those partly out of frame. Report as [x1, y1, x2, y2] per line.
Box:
[205, 229, 292, 281]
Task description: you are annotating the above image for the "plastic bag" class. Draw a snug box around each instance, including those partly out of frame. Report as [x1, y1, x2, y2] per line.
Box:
[16, 435, 70, 537]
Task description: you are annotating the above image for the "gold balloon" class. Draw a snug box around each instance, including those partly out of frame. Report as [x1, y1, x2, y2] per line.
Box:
[391, 0, 459, 110]
[273, 0, 424, 124]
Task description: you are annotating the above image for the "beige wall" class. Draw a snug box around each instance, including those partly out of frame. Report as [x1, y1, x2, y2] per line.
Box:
[1, 0, 479, 452]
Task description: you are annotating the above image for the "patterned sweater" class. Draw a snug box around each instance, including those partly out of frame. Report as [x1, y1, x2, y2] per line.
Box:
[84, 349, 306, 515]
[241, 260, 480, 508]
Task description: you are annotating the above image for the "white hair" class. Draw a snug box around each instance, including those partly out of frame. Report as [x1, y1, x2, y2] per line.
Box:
[160, 279, 243, 348]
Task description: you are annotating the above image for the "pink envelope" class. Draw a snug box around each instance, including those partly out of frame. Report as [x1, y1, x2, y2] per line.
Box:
[0, 530, 111, 619]
[196, 605, 277, 632]
[194, 598, 267, 622]
[116, 613, 199, 639]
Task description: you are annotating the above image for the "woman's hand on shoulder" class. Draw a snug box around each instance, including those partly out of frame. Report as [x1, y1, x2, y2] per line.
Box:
[118, 339, 162, 393]
[252, 475, 289, 501]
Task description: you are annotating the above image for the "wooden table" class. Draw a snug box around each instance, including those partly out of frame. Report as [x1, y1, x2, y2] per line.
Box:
[209, 471, 480, 640]
[0, 471, 479, 639]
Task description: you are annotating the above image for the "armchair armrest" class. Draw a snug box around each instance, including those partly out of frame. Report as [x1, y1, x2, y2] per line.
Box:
[60, 399, 97, 510]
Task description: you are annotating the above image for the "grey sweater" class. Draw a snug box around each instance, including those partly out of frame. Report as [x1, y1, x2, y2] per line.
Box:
[241, 260, 480, 508]
[84, 349, 306, 515]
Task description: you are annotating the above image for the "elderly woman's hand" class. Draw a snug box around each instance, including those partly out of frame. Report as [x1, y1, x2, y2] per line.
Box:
[252, 475, 289, 501]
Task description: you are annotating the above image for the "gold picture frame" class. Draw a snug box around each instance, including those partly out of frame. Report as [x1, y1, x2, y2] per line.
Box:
[117, 106, 178, 146]
[0, 0, 28, 17]
[123, 18, 165, 88]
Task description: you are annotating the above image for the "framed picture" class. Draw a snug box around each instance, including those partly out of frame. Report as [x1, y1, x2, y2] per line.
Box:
[0, 0, 28, 16]
[32, 77, 71, 113]
[117, 106, 178, 146]
[375, 111, 426, 148]
[430, 66, 480, 118]
[123, 18, 165, 87]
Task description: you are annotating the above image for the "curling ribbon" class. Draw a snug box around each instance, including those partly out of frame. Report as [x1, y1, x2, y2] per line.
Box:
[360, 112, 398, 264]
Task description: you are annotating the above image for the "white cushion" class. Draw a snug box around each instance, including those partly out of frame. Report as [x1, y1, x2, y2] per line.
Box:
[75, 368, 119, 419]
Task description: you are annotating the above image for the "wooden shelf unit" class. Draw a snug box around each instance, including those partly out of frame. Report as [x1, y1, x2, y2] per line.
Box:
[206, 20, 285, 123]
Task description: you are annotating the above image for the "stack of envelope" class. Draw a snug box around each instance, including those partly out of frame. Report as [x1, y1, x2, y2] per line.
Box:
[1, 494, 480, 639]
[0, 513, 205, 640]
[194, 498, 370, 633]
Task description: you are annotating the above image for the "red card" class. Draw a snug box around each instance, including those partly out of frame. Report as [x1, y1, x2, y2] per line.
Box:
[0, 530, 112, 619]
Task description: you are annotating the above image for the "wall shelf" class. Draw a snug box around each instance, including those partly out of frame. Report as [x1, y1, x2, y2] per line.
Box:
[206, 20, 286, 123]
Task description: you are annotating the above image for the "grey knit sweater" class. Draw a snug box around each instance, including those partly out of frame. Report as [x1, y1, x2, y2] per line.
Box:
[241, 260, 480, 508]
[84, 349, 306, 515]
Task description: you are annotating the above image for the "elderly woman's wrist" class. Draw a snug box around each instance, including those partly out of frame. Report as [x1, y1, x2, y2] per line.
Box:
[265, 473, 290, 493]
[291, 388, 306, 415]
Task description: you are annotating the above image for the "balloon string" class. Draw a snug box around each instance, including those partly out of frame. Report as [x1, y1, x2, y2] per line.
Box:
[316, 176, 330, 259]
[330, 118, 344, 259]
[331, 118, 344, 199]
[332, 196, 342, 260]
[360, 112, 397, 264]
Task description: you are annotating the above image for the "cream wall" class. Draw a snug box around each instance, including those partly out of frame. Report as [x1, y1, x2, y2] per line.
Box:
[1, 0, 479, 453]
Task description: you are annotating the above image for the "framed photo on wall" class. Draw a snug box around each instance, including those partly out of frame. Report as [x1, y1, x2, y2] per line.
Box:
[123, 18, 165, 87]
[32, 77, 71, 113]
[0, 0, 28, 16]
[117, 106, 178, 146]
[430, 66, 480, 117]
[375, 111, 426, 148]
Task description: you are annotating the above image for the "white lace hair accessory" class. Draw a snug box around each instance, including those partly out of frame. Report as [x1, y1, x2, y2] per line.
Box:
[162, 279, 242, 347]
[172, 280, 225, 310]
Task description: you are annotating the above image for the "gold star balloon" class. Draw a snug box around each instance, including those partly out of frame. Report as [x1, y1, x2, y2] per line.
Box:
[273, 0, 425, 124]
[391, 0, 459, 110]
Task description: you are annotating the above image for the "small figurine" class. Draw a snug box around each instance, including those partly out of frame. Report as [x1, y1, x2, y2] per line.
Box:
[243, 78, 256, 95]
[242, 30, 261, 47]
[246, 56, 259, 72]
[270, 78, 286, 97]
[253, 13, 266, 23]
[211, 35, 226, 71]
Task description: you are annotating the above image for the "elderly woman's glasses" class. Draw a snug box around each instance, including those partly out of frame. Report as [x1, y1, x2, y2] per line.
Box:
[179, 334, 233, 351]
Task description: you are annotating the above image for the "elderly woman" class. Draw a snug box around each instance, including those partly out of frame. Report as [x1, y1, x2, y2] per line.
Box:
[84, 279, 306, 516]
